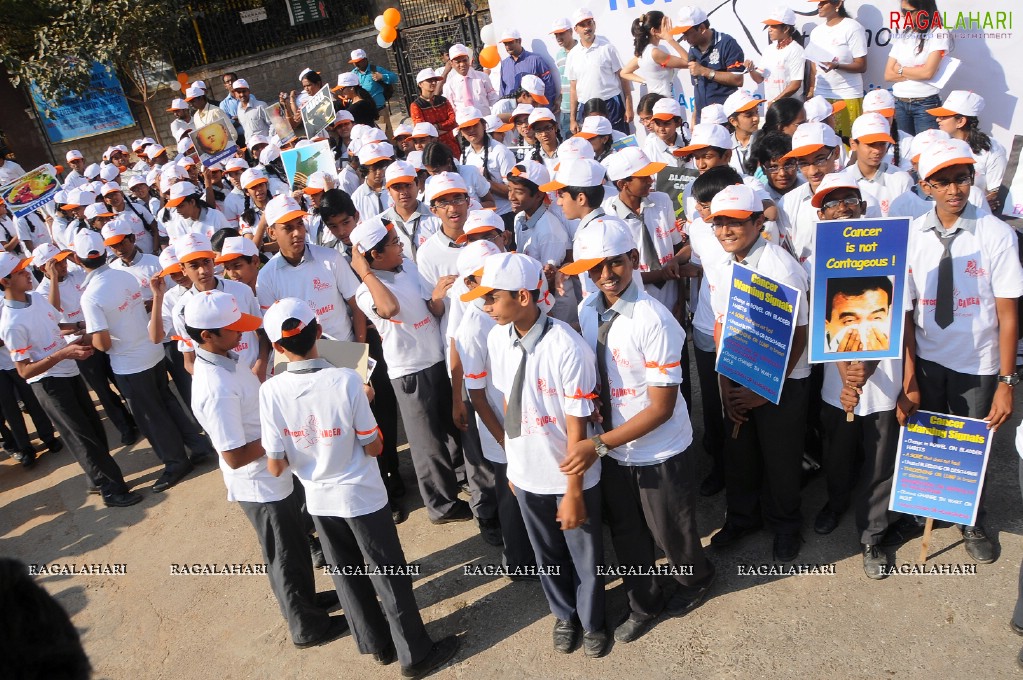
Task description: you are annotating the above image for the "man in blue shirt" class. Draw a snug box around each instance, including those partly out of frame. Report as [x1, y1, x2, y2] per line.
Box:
[674, 6, 744, 123]
[497, 29, 557, 104]
[349, 48, 398, 135]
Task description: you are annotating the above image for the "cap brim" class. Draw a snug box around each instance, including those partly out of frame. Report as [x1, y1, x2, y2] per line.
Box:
[496, 122, 514, 133]
[243, 179, 268, 189]
[270, 209, 308, 225]
[781, 143, 825, 159]
[428, 188, 468, 203]
[166, 196, 187, 207]
[574, 131, 598, 140]
[671, 25, 694, 35]
[560, 257, 604, 275]
[386, 175, 416, 188]
[214, 252, 244, 264]
[632, 161, 667, 177]
[673, 143, 708, 156]
[811, 186, 858, 208]
[531, 94, 549, 106]
[224, 313, 262, 332]
[158, 264, 182, 276]
[454, 227, 498, 245]
[538, 179, 567, 192]
[732, 100, 761, 115]
[870, 107, 895, 117]
[855, 133, 895, 145]
[302, 186, 325, 194]
[457, 118, 482, 129]
[9, 257, 33, 276]
[53, 251, 73, 262]
[923, 157, 975, 179]
[60, 204, 80, 211]
[460, 285, 494, 302]
[831, 101, 847, 114]
[709, 209, 754, 219]
[103, 234, 128, 246]
[926, 106, 958, 116]
[763, 19, 784, 25]
[651, 112, 679, 121]
[178, 250, 216, 263]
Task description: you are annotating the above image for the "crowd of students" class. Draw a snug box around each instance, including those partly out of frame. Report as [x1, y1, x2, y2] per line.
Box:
[2, 0, 1022, 673]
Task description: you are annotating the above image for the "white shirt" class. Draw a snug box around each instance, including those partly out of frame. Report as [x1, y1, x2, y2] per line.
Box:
[846, 162, 914, 217]
[637, 43, 677, 98]
[443, 69, 499, 115]
[116, 201, 160, 254]
[973, 137, 1007, 194]
[260, 361, 387, 518]
[166, 206, 229, 241]
[486, 314, 601, 494]
[109, 250, 162, 302]
[222, 188, 247, 227]
[338, 165, 361, 196]
[604, 192, 682, 312]
[579, 282, 692, 465]
[514, 204, 570, 267]
[808, 18, 868, 100]
[565, 35, 624, 102]
[350, 183, 392, 223]
[758, 40, 806, 103]
[889, 30, 950, 99]
[192, 348, 293, 503]
[0, 294, 79, 383]
[170, 118, 192, 143]
[368, 204, 441, 258]
[13, 212, 51, 248]
[461, 139, 516, 215]
[81, 265, 164, 375]
[36, 268, 87, 324]
[355, 259, 444, 379]
[454, 164, 492, 208]
[256, 244, 360, 342]
[0, 160, 26, 185]
[642, 132, 689, 171]
[172, 278, 262, 369]
[455, 301, 505, 463]
[688, 216, 729, 338]
[161, 281, 189, 344]
[888, 185, 991, 221]
[415, 230, 464, 339]
[907, 204, 1023, 375]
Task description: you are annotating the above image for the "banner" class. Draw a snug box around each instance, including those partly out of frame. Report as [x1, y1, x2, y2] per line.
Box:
[300, 86, 336, 140]
[267, 103, 297, 147]
[889, 410, 993, 527]
[0, 165, 61, 217]
[281, 140, 336, 191]
[29, 62, 136, 144]
[714, 263, 800, 404]
[809, 217, 910, 363]
[188, 122, 239, 168]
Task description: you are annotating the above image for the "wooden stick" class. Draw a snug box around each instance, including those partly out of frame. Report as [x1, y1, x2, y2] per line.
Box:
[731, 423, 740, 439]
[918, 517, 934, 564]
[846, 411, 855, 422]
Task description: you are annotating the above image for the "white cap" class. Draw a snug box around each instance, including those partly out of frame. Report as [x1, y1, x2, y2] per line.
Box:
[84, 163, 101, 179]
[556, 137, 596, 163]
[406, 150, 425, 171]
[184, 85, 205, 101]
[763, 6, 797, 26]
[334, 72, 359, 90]
[675, 122, 735, 156]
[456, 210, 505, 244]
[783, 122, 843, 158]
[461, 252, 544, 302]
[918, 138, 976, 180]
[334, 110, 355, 124]
[539, 158, 606, 191]
[499, 29, 522, 42]
[157, 244, 181, 276]
[424, 172, 469, 203]
[184, 289, 262, 332]
[145, 168, 161, 186]
[928, 90, 985, 118]
[651, 98, 684, 121]
[561, 219, 637, 275]
[349, 49, 368, 63]
[811, 171, 861, 208]
[850, 112, 895, 144]
[99, 180, 121, 196]
[416, 68, 439, 84]
[247, 134, 271, 149]
[0, 253, 31, 280]
[131, 139, 146, 152]
[215, 236, 260, 264]
[174, 232, 216, 263]
[66, 150, 84, 162]
[258, 144, 281, 166]
[101, 217, 134, 246]
[527, 107, 556, 126]
[410, 122, 438, 139]
[385, 160, 417, 188]
[263, 298, 316, 343]
[723, 90, 762, 119]
[456, 239, 502, 278]
[191, 80, 207, 92]
[31, 243, 72, 269]
[909, 128, 951, 162]
[485, 115, 514, 134]
[363, 128, 388, 145]
[90, 180, 106, 196]
[575, 116, 613, 139]
[64, 189, 96, 210]
[349, 219, 393, 255]
[358, 142, 394, 166]
[167, 98, 189, 111]
[519, 75, 548, 105]
[393, 123, 414, 138]
[231, 78, 250, 90]
[84, 203, 114, 221]
[804, 95, 846, 123]
[571, 8, 594, 25]
[507, 160, 550, 187]
[265, 194, 308, 226]
[301, 171, 329, 195]
[145, 144, 166, 160]
[126, 174, 147, 189]
[709, 183, 760, 219]
[73, 229, 106, 259]
[240, 167, 268, 190]
[449, 43, 470, 59]
[456, 106, 485, 129]
[863, 89, 896, 116]
[224, 158, 248, 172]
[511, 103, 534, 120]
[604, 147, 666, 182]
[166, 181, 198, 207]
[550, 17, 573, 34]
[674, 6, 709, 33]
[299, 68, 316, 82]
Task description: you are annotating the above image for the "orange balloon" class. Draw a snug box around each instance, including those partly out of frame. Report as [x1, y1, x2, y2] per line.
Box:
[479, 45, 500, 69]
[383, 7, 401, 27]
[380, 25, 397, 43]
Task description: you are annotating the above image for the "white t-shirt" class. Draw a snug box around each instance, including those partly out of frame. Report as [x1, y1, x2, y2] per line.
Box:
[846, 162, 915, 217]
[173, 278, 262, 369]
[109, 251, 162, 303]
[638, 43, 676, 98]
[260, 362, 387, 518]
[603, 192, 682, 312]
[115, 201, 161, 255]
[889, 30, 950, 99]
[364, 205, 441, 257]
[454, 164, 493, 208]
[192, 348, 293, 503]
[907, 205, 1023, 375]
[13, 212, 51, 249]
[758, 40, 806, 103]
[35, 268, 87, 325]
[486, 314, 601, 495]
[350, 183, 392, 224]
[514, 204, 570, 267]
[80, 265, 164, 375]
[415, 230, 464, 337]
[808, 19, 868, 100]
[565, 35, 625, 102]
[256, 244, 361, 342]
[455, 301, 505, 464]
[0, 160, 26, 185]
[461, 138, 516, 215]
[161, 281, 189, 344]
[688, 216, 729, 338]
[973, 137, 1007, 194]
[166, 206, 229, 241]
[0, 294, 79, 383]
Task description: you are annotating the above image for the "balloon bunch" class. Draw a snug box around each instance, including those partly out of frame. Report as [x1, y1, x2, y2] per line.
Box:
[374, 8, 402, 48]
[478, 23, 500, 69]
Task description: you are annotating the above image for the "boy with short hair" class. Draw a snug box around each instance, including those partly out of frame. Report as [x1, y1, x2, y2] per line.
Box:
[102, 217, 162, 305]
[215, 235, 260, 293]
[847, 112, 914, 217]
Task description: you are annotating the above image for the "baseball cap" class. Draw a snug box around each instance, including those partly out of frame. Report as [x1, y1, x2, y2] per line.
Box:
[673, 6, 709, 33]
[60, 189, 87, 210]
[560, 220, 637, 275]
[385, 160, 417, 188]
[157, 245, 181, 277]
[909, 128, 951, 163]
[240, 167, 268, 190]
[528, 107, 556, 126]
[0, 253, 32, 280]
[73, 229, 106, 259]
[84, 163, 101, 179]
[782, 122, 842, 159]
[184, 85, 205, 101]
[449, 43, 470, 59]
[604, 147, 666, 182]
[247, 134, 271, 150]
[31, 243, 72, 269]
[174, 232, 216, 263]
[484, 115, 514, 134]
[145, 144, 167, 161]
[263, 298, 316, 344]
[215, 236, 260, 264]
[333, 72, 360, 91]
[334, 110, 355, 125]
[302, 171, 329, 194]
[850, 112, 895, 144]
[708, 183, 759, 220]
[348, 49, 368, 64]
[410, 122, 439, 139]
[455, 210, 505, 244]
[126, 174, 147, 189]
[358, 142, 394, 166]
[519, 75, 548, 106]
[224, 158, 248, 173]
[804, 95, 846, 123]
[506, 160, 551, 188]
[264, 194, 308, 226]
[145, 168, 161, 186]
[763, 6, 797, 25]
[167, 98, 189, 112]
[99, 181, 121, 196]
[918, 138, 975, 180]
[101, 217, 134, 246]
[572, 8, 594, 25]
[499, 29, 522, 42]
[66, 150, 84, 162]
[652, 98, 685, 121]
[299, 68, 316, 82]
[84, 203, 114, 221]
[456, 240, 502, 278]
[723, 90, 762, 119]
[550, 17, 573, 33]
[674, 123, 735, 156]
[538, 158, 606, 191]
[231, 78, 250, 90]
[700, 104, 727, 125]
[424, 172, 469, 203]
[166, 181, 198, 208]
[406, 150, 426, 171]
[184, 290, 262, 333]
[456, 106, 485, 129]
[575, 116, 613, 140]
[349, 219, 394, 255]
[557, 137, 596, 163]
[416, 68, 439, 84]
[511, 103, 534, 120]
[811, 172, 861, 208]
[927, 90, 985, 118]
[461, 252, 544, 302]
[258, 144, 280, 166]
[393, 123, 414, 139]
[863, 89, 896, 117]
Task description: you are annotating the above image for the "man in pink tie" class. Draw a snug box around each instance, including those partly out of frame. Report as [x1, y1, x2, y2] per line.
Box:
[442, 44, 499, 116]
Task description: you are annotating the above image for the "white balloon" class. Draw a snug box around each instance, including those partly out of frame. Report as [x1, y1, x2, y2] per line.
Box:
[374, 15, 387, 31]
[480, 24, 496, 45]
[169, 81, 182, 91]
[377, 35, 394, 49]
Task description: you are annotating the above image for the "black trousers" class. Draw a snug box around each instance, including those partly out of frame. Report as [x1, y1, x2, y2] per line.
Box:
[492, 461, 536, 569]
[77, 351, 134, 436]
[31, 375, 128, 498]
[163, 342, 193, 413]
[723, 377, 808, 535]
[0, 368, 54, 451]
[693, 345, 725, 475]
[1012, 459, 1023, 628]
[366, 327, 400, 497]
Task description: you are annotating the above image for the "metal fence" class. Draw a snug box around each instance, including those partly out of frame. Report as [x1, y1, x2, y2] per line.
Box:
[397, 0, 489, 31]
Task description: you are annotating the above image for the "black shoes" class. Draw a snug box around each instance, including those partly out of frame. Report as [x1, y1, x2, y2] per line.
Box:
[813, 505, 841, 535]
[103, 491, 143, 508]
[152, 464, 193, 493]
[391, 500, 407, 525]
[773, 533, 802, 562]
[373, 641, 397, 665]
[710, 521, 761, 548]
[1011, 619, 1023, 636]
[613, 614, 656, 643]
[862, 544, 888, 580]
[582, 627, 610, 658]
[12, 448, 36, 469]
[699, 469, 724, 497]
[314, 590, 340, 611]
[429, 500, 473, 525]
[664, 576, 714, 617]
[478, 517, 504, 546]
[309, 535, 326, 569]
[401, 634, 459, 678]
[961, 525, 996, 564]
[293, 615, 349, 649]
[880, 515, 925, 547]
[552, 618, 580, 654]
[188, 450, 214, 466]
[120, 427, 140, 447]
[43, 438, 63, 453]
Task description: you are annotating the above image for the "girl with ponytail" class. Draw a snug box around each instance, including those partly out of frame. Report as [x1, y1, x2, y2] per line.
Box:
[621, 11, 689, 98]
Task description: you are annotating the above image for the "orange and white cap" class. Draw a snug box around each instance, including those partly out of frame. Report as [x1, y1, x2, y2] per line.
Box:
[511, 103, 534, 120]
[862, 89, 896, 118]
[723, 90, 761, 119]
[333, 72, 359, 91]
[73, 230, 106, 259]
[560, 220, 636, 275]
[527, 107, 556, 126]
[184, 86, 205, 101]
[174, 232, 216, 263]
[763, 6, 796, 25]
[0, 253, 32, 280]
[66, 149, 84, 162]
[84, 203, 114, 221]
[506, 160, 550, 188]
[215, 236, 259, 264]
[231, 78, 250, 91]
[556, 137, 595, 163]
[303, 171, 330, 194]
[700, 103, 728, 125]
[157, 244, 181, 276]
[100, 163, 121, 181]
[349, 219, 394, 255]
[31, 243, 73, 269]
[224, 157, 248, 173]
[652, 98, 685, 121]
[357, 142, 394, 166]
[572, 8, 594, 25]
[674, 122, 735, 156]
[416, 68, 440, 84]
[918, 138, 975, 180]
[574, 116, 613, 140]
[393, 123, 414, 139]
[909, 128, 950, 163]
[265, 194, 307, 226]
[811, 172, 861, 208]
[184, 289, 262, 333]
[604, 147, 666, 182]
[461, 252, 544, 302]
[550, 17, 573, 34]
[708, 183, 760, 220]
[804, 95, 846, 123]
[410, 122, 438, 139]
[84, 163, 101, 179]
[126, 174, 147, 189]
[449, 43, 471, 59]
[926, 90, 985, 118]
[166, 181, 199, 208]
[145, 144, 167, 160]
[850, 112, 895, 144]
[99, 180, 121, 196]
[782, 122, 842, 159]
[424, 172, 469, 203]
[519, 75, 549, 106]
[264, 297, 316, 343]
[456, 239, 501, 278]
[538, 158, 606, 191]
[406, 150, 425, 171]
[673, 6, 708, 33]
[485, 115, 514, 134]
[455, 210, 505, 244]
[456, 106, 485, 129]
[385, 160, 417, 188]
[348, 49, 368, 64]
[499, 29, 523, 43]
[240, 167, 268, 190]
[101, 217, 134, 246]
[167, 98, 189, 112]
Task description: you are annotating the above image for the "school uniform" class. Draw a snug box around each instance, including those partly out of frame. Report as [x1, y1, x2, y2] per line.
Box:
[565, 35, 628, 133]
[159, 280, 195, 409]
[845, 163, 914, 218]
[642, 133, 691, 176]
[115, 201, 162, 254]
[173, 278, 262, 370]
[572, 209, 634, 300]
[350, 183, 393, 223]
[487, 312, 605, 633]
[109, 250, 162, 303]
[364, 204, 441, 258]
[0, 302, 57, 457]
[887, 184, 991, 221]
[604, 191, 682, 314]
[165, 206, 229, 241]
[461, 139, 517, 221]
[13, 211, 51, 249]
[259, 360, 434, 667]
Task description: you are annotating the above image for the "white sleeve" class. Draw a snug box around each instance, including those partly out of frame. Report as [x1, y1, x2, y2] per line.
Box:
[259, 383, 287, 458]
[81, 294, 109, 333]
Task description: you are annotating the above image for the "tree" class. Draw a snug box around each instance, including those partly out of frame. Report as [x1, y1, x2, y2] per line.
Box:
[3, 0, 185, 145]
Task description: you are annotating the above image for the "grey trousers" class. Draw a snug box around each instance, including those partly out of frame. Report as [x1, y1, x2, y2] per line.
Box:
[238, 489, 330, 645]
[515, 483, 605, 633]
[0, 368, 54, 451]
[31, 375, 129, 498]
[601, 450, 715, 620]
[77, 350, 134, 436]
[390, 361, 462, 520]
[492, 461, 536, 570]
[1012, 459, 1023, 628]
[461, 399, 497, 520]
[313, 505, 433, 667]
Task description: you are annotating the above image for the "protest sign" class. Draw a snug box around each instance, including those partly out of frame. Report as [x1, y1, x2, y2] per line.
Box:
[655, 166, 700, 225]
[0, 165, 61, 218]
[189, 122, 238, 168]
[281, 140, 336, 191]
[714, 263, 800, 404]
[301, 86, 336, 139]
[267, 103, 297, 146]
[809, 217, 910, 363]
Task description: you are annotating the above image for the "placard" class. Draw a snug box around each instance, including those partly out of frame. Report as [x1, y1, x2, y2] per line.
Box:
[281, 140, 336, 191]
[809, 217, 910, 363]
[188, 121, 239, 168]
[266, 102, 297, 146]
[714, 263, 800, 404]
[610, 135, 638, 152]
[889, 410, 993, 527]
[0, 165, 61, 217]
[655, 166, 700, 224]
[285, 0, 327, 26]
[300, 86, 337, 139]
[29, 62, 136, 144]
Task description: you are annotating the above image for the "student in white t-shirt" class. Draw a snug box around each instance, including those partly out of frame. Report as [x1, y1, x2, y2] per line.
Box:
[846, 112, 914, 217]
[361, 161, 441, 258]
[350, 142, 395, 223]
[458, 107, 517, 227]
[887, 129, 991, 220]
[259, 297, 459, 676]
[102, 217, 162, 305]
[706, 184, 810, 563]
[642, 98, 692, 171]
[746, 8, 806, 105]
[466, 251, 609, 658]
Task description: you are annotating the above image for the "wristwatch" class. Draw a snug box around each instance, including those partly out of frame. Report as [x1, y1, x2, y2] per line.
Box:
[997, 373, 1020, 387]
[590, 435, 610, 458]
[897, 65, 904, 77]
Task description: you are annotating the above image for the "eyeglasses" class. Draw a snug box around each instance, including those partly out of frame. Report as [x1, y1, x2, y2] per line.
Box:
[821, 197, 862, 210]
[712, 219, 753, 230]
[796, 156, 834, 170]
[764, 161, 798, 174]
[432, 195, 469, 209]
[533, 123, 557, 134]
[923, 175, 973, 191]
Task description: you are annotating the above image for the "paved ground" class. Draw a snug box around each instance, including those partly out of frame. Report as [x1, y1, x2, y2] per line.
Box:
[3, 358, 1023, 679]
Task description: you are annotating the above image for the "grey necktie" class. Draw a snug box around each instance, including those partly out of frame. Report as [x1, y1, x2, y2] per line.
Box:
[636, 211, 665, 289]
[505, 344, 528, 440]
[935, 231, 960, 329]
[596, 311, 619, 428]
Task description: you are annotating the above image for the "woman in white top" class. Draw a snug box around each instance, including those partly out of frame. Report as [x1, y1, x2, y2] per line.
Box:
[621, 11, 688, 99]
[806, 0, 868, 138]
[883, 0, 949, 135]
[930, 91, 1008, 210]
[746, 7, 807, 106]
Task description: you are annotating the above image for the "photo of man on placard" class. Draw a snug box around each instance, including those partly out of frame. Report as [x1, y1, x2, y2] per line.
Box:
[824, 275, 894, 353]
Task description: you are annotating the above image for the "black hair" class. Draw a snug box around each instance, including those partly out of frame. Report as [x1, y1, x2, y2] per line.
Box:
[185, 324, 222, 346]
[223, 71, 238, 82]
[958, 116, 992, 155]
[459, 123, 493, 180]
[367, 230, 391, 261]
[748, 131, 793, 175]
[582, 98, 608, 118]
[77, 253, 108, 270]
[692, 166, 743, 203]
[351, 85, 374, 103]
[318, 189, 358, 223]
[832, 0, 850, 18]
[0, 558, 92, 680]
[422, 141, 456, 172]
[636, 92, 666, 119]
[561, 184, 604, 207]
[768, 22, 804, 47]
[889, 117, 902, 167]
[825, 276, 893, 320]
[210, 227, 241, 252]
[276, 318, 319, 355]
[302, 70, 323, 86]
[506, 173, 541, 195]
[265, 157, 288, 184]
[762, 97, 805, 135]
[632, 11, 666, 57]
[530, 122, 563, 162]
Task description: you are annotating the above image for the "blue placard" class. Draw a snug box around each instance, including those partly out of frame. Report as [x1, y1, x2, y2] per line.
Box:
[281, 140, 336, 191]
[29, 62, 136, 144]
[809, 217, 910, 363]
[714, 263, 800, 404]
[889, 410, 992, 527]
